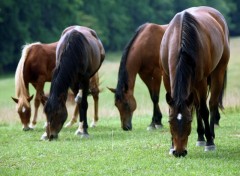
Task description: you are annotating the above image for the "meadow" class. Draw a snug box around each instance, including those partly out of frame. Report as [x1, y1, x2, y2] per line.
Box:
[0, 38, 239, 175]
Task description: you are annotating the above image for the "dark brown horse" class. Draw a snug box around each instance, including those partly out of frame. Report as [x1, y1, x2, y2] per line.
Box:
[109, 23, 168, 131]
[160, 6, 230, 157]
[12, 42, 100, 131]
[42, 26, 105, 140]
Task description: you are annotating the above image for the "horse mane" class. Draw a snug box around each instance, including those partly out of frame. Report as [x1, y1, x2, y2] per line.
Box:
[173, 12, 199, 107]
[115, 23, 148, 101]
[15, 42, 41, 104]
[46, 30, 89, 111]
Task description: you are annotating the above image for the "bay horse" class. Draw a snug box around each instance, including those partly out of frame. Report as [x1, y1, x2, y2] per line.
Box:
[12, 42, 100, 131]
[43, 26, 105, 140]
[109, 23, 168, 131]
[160, 6, 230, 157]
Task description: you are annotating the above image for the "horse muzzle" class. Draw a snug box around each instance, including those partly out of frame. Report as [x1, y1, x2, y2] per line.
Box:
[122, 123, 132, 131]
[172, 149, 188, 157]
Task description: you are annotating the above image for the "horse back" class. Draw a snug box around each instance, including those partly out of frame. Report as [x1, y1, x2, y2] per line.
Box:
[24, 42, 57, 82]
[187, 6, 229, 71]
[161, 6, 229, 80]
[127, 23, 167, 73]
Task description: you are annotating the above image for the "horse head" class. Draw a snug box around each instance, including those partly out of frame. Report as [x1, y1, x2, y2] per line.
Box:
[108, 87, 136, 131]
[12, 95, 33, 131]
[44, 94, 68, 140]
[166, 92, 194, 157]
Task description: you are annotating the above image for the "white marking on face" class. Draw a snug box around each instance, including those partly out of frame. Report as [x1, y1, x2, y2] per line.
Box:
[177, 113, 182, 121]
[22, 106, 26, 113]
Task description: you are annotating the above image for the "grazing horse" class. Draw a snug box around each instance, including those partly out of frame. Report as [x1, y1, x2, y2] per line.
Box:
[43, 26, 105, 140]
[160, 6, 230, 157]
[109, 23, 168, 131]
[12, 42, 100, 131]
[12, 42, 57, 131]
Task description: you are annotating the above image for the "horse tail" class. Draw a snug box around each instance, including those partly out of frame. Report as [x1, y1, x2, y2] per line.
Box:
[115, 23, 148, 100]
[173, 12, 199, 106]
[15, 42, 40, 98]
[218, 70, 227, 109]
[53, 30, 89, 95]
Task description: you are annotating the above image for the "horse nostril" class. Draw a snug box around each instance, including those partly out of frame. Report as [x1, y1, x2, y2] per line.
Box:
[173, 150, 188, 157]
[182, 150, 188, 157]
[49, 134, 58, 141]
[122, 124, 132, 131]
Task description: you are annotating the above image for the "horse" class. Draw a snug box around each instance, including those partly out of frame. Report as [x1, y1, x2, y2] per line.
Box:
[108, 23, 168, 131]
[12, 42, 100, 131]
[160, 6, 230, 157]
[42, 26, 105, 140]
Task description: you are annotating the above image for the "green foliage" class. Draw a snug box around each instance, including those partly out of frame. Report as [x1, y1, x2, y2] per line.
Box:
[0, 0, 239, 73]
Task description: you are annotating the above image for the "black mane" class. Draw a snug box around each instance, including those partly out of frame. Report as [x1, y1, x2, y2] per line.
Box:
[115, 23, 147, 101]
[45, 30, 89, 112]
[173, 12, 199, 107]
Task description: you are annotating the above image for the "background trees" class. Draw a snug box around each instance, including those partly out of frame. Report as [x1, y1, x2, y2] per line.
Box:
[0, 0, 239, 73]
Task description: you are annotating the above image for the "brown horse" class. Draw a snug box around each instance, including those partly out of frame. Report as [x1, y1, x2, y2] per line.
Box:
[160, 6, 230, 157]
[42, 26, 105, 140]
[109, 23, 168, 131]
[12, 42, 100, 131]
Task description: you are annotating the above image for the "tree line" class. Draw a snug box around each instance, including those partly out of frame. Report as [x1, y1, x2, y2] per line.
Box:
[0, 0, 239, 73]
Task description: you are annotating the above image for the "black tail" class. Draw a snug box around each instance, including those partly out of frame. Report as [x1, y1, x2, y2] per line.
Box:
[115, 23, 148, 101]
[51, 30, 89, 97]
[173, 12, 199, 106]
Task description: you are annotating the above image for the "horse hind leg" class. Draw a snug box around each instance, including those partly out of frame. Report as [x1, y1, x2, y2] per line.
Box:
[65, 104, 79, 128]
[196, 80, 215, 151]
[140, 71, 163, 130]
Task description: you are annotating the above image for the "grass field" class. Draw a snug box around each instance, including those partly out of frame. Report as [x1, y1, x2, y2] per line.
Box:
[0, 38, 240, 175]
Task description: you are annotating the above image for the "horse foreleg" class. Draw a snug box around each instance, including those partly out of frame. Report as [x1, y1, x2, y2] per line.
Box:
[195, 103, 206, 147]
[75, 83, 89, 138]
[65, 104, 79, 128]
[30, 81, 45, 128]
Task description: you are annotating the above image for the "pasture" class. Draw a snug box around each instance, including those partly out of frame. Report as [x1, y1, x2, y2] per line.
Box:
[0, 38, 240, 175]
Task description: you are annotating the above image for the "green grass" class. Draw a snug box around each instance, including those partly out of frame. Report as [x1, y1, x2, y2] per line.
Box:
[0, 38, 240, 175]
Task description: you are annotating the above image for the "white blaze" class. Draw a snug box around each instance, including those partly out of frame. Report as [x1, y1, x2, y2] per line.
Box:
[177, 113, 182, 121]
[22, 106, 26, 113]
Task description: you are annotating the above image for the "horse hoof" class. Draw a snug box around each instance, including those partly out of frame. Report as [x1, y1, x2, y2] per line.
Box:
[23, 126, 33, 131]
[75, 130, 89, 138]
[65, 121, 74, 128]
[196, 141, 206, 147]
[40, 132, 48, 141]
[81, 133, 90, 139]
[155, 124, 163, 129]
[205, 145, 216, 152]
[147, 126, 156, 131]
[90, 122, 97, 128]
[29, 123, 36, 129]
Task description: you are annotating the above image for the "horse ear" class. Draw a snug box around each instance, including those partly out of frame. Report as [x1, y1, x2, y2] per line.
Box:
[27, 95, 34, 102]
[107, 87, 116, 94]
[186, 93, 194, 107]
[12, 97, 19, 103]
[166, 92, 174, 106]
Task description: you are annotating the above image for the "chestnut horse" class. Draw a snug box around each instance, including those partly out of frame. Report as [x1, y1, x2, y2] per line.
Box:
[12, 42, 100, 131]
[109, 23, 168, 131]
[160, 6, 230, 157]
[42, 26, 105, 140]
